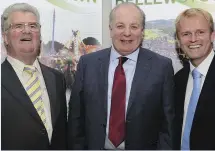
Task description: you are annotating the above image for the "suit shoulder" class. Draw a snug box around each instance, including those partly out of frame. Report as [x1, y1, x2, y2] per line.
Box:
[175, 68, 183, 77]
[80, 48, 110, 61]
[175, 67, 186, 79]
[175, 62, 189, 78]
[40, 63, 64, 78]
[142, 48, 172, 64]
[1, 60, 9, 69]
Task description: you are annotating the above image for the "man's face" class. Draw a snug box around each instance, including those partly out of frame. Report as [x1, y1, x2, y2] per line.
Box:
[3, 11, 41, 61]
[177, 14, 215, 66]
[109, 5, 143, 56]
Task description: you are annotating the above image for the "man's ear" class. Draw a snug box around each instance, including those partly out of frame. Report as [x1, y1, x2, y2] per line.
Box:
[142, 30, 145, 39]
[176, 39, 180, 48]
[174, 32, 180, 48]
[2, 32, 9, 46]
[109, 24, 112, 31]
[211, 31, 215, 43]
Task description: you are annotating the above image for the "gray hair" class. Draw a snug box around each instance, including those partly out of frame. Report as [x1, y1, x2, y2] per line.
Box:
[1, 3, 40, 33]
[109, 2, 146, 29]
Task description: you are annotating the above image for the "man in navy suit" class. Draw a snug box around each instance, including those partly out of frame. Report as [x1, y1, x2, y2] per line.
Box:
[1, 3, 67, 149]
[68, 2, 175, 150]
[174, 8, 215, 150]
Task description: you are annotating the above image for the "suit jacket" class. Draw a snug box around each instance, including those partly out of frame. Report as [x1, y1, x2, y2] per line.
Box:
[68, 47, 175, 150]
[174, 56, 215, 150]
[1, 60, 67, 150]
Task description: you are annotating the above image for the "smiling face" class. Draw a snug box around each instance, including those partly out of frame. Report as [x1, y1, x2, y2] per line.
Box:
[3, 11, 41, 64]
[177, 14, 215, 66]
[109, 4, 143, 56]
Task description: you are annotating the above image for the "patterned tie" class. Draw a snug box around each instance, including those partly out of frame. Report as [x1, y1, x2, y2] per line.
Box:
[109, 57, 128, 147]
[181, 68, 202, 150]
[24, 65, 47, 128]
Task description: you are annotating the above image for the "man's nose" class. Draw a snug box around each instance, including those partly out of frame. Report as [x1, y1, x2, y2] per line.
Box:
[22, 24, 31, 33]
[124, 27, 131, 36]
[190, 33, 198, 42]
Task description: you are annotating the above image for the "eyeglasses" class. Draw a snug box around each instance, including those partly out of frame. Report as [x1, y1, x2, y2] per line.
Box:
[7, 22, 41, 32]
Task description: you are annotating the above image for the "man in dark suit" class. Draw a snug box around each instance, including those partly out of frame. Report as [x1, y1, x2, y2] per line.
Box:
[1, 3, 67, 150]
[68, 2, 175, 150]
[174, 8, 215, 150]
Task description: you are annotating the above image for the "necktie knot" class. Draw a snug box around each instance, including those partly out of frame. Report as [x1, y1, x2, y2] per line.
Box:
[24, 65, 36, 76]
[119, 57, 128, 65]
[192, 69, 202, 79]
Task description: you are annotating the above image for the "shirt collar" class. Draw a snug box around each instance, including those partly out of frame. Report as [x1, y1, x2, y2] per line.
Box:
[7, 55, 42, 74]
[110, 45, 139, 62]
[190, 50, 214, 77]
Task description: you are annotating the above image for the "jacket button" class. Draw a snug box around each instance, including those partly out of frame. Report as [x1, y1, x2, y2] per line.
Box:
[101, 124, 106, 127]
[126, 120, 131, 123]
[41, 128, 46, 135]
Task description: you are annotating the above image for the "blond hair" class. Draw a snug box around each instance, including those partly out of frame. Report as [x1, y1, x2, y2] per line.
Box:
[175, 8, 214, 39]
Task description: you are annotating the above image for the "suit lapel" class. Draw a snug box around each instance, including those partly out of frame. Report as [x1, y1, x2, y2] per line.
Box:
[127, 48, 152, 115]
[1, 60, 43, 126]
[40, 64, 58, 126]
[199, 55, 215, 99]
[175, 63, 190, 143]
[194, 55, 215, 119]
[98, 48, 111, 123]
[176, 63, 190, 121]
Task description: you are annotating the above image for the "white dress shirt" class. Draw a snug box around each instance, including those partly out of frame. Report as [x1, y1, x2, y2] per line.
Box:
[7, 56, 53, 142]
[104, 47, 139, 149]
[181, 50, 215, 143]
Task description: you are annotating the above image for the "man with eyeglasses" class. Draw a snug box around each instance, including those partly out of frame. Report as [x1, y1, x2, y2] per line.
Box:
[1, 3, 67, 150]
[7, 22, 41, 33]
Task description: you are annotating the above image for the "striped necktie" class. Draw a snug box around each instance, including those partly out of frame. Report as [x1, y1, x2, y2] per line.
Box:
[24, 65, 47, 128]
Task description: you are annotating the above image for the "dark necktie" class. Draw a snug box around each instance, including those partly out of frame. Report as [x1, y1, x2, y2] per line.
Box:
[109, 56, 128, 147]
